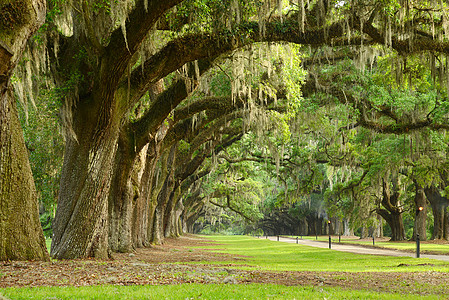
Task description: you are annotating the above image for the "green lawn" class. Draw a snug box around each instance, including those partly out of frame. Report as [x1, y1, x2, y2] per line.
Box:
[194, 235, 449, 272]
[0, 283, 442, 300]
[289, 235, 449, 254]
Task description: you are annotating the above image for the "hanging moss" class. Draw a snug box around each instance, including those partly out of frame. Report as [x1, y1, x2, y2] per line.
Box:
[0, 1, 30, 33]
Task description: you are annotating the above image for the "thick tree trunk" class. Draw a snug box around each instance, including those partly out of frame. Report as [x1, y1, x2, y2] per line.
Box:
[51, 97, 120, 259]
[377, 208, 406, 241]
[0, 85, 49, 261]
[143, 149, 169, 244]
[412, 184, 427, 241]
[150, 145, 176, 244]
[343, 218, 352, 236]
[360, 225, 368, 239]
[152, 173, 176, 244]
[425, 186, 449, 240]
[390, 213, 406, 241]
[183, 196, 205, 234]
[377, 179, 406, 241]
[131, 144, 153, 249]
[375, 215, 383, 238]
[0, 0, 48, 261]
[108, 144, 136, 253]
[164, 189, 179, 238]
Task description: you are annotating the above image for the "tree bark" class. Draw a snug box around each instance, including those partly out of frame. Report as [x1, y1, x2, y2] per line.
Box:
[108, 140, 139, 253]
[0, 83, 49, 261]
[412, 183, 427, 241]
[343, 218, 353, 236]
[50, 0, 184, 259]
[150, 145, 177, 244]
[0, 0, 48, 261]
[51, 96, 120, 259]
[424, 186, 449, 240]
[376, 179, 406, 241]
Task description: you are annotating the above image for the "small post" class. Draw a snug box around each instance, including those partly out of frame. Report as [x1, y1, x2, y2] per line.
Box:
[373, 236, 375, 246]
[328, 220, 331, 249]
[416, 234, 420, 258]
[339, 234, 341, 243]
[277, 235, 279, 241]
[296, 237, 298, 244]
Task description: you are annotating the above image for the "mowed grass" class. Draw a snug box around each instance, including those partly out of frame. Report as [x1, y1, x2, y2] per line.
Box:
[340, 240, 449, 254]
[293, 235, 449, 254]
[0, 283, 442, 300]
[45, 238, 51, 251]
[194, 235, 449, 272]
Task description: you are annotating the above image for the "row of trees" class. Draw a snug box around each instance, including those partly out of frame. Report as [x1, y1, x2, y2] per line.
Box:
[2, 0, 449, 261]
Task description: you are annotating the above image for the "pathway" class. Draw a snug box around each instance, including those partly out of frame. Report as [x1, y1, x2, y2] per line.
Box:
[262, 236, 449, 262]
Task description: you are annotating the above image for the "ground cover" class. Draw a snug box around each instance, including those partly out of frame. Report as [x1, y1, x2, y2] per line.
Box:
[1, 235, 448, 299]
[197, 236, 449, 272]
[289, 235, 449, 255]
[0, 284, 443, 299]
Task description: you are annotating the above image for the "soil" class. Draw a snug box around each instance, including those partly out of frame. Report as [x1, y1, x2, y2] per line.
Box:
[1, 235, 448, 296]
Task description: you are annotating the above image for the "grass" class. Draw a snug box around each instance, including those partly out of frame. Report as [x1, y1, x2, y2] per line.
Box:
[2, 235, 449, 299]
[194, 235, 449, 272]
[0, 284, 442, 300]
[289, 235, 449, 254]
[45, 238, 51, 252]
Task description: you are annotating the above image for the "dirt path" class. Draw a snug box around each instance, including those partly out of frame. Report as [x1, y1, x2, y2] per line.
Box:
[266, 236, 449, 261]
[1, 235, 448, 296]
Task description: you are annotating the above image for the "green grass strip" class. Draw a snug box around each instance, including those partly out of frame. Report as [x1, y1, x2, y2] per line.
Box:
[0, 284, 441, 300]
[294, 235, 449, 254]
[195, 235, 449, 272]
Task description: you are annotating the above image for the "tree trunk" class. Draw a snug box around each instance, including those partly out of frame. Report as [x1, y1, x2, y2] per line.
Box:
[375, 215, 383, 238]
[108, 143, 137, 253]
[164, 189, 180, 238]
[131, 144, 153, 249]
[0, 83, 49, 261]
[376, 178, 406, 241]
[151, 145, 177, 244]
[377, 208, 406, 241]
[0, 0, 48, 261]
[424, 186, 449, 240]
[412, 183, 427, 241]
[343, 218, 352, 236]
[51, 97, 120, 259]
[389, 212, 406, 241]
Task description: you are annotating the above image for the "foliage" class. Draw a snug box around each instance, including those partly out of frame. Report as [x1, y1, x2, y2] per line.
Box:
[17, 87, 64, 237]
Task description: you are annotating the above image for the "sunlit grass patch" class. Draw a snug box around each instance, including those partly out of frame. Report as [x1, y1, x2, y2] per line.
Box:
[45, 238, 51, 252]
[292, 235, 449, 255]
[196, 235, 449, 272]
[0, 284, 442, 300]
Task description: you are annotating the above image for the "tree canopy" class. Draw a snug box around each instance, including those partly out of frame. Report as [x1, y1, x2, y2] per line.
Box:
[3, 0, 449, 260]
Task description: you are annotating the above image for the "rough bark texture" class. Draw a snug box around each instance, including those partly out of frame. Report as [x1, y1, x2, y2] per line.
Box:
[425, 186, 449, 240]
[151, 145, 177, 245]
[108, 141, 136, 253]
[0, 0, 48, 261]
[0, 87, 49, 261]
[51, 96, 118, 259]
